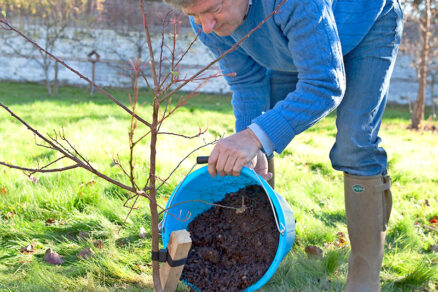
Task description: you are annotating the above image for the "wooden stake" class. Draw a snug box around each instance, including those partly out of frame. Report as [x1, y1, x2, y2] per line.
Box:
[160, 229, 192, 292]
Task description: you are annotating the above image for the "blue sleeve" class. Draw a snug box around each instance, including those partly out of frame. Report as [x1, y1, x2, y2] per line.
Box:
[190, 18, 270, 132]
[253, 0, 346, 153]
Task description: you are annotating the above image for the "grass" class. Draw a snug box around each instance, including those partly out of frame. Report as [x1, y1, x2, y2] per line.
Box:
[0, 81, 437, 291]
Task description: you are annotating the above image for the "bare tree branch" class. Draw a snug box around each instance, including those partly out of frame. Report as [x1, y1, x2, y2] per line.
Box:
[0, 161, 79, 173]
[158, 126, 208, 139]
[139, 0, 159, 93]
[0, 101, 136, 193]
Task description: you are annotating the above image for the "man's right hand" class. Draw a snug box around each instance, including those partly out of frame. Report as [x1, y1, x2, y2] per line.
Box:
[208, 128, 261, 178]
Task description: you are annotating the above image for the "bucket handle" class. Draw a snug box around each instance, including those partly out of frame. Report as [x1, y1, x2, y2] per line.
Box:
[249, 167, 285, 236]
[159, 156, 285, 236]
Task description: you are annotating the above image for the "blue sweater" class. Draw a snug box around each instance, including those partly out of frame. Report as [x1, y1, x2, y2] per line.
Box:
[191, 0, 387, 153]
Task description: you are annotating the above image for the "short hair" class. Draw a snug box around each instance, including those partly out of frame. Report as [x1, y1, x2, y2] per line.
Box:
[164, 0, 197, 8]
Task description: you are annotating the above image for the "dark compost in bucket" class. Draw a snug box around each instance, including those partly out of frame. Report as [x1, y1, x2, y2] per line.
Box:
[181, 185, 279, 291]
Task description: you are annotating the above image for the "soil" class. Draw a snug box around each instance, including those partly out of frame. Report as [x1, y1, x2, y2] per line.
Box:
[181, 185, 279, 291]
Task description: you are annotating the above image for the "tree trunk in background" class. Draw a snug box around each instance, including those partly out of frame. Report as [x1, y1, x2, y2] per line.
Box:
[411, 0, 430, 129]
[432, 74, 436, 118]
[86, 0, 96, 16]
[54, 61, 59, 96]
[44, 63, 52, 96]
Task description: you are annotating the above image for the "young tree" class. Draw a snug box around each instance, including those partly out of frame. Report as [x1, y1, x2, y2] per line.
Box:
[0, 1, 286, 290]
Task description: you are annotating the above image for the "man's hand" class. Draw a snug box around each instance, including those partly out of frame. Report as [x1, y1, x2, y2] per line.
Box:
[208, 128, 262, 178]
[208, 129, 273, 180]
[252, 150, 273, 181]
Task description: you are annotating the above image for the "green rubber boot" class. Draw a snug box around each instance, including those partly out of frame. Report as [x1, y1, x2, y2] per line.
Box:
[344, 173, 392, 292]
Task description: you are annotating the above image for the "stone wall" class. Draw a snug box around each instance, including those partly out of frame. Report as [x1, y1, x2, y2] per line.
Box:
[0, 23, 435, 105]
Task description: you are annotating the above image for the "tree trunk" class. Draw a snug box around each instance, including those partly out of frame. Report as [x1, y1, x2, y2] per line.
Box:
[54, 61, 59, 96]
[149, 101, 163, 292]
[411, 0, 430, 129]
[44, 64, 52, 96]
[431, 74, 436, 119]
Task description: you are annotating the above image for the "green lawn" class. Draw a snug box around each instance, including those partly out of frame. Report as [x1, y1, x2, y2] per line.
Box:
[0, 82, 437, 291]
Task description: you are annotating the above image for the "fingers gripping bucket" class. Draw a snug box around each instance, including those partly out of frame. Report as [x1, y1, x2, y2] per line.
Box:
[161, 166, 296, 291]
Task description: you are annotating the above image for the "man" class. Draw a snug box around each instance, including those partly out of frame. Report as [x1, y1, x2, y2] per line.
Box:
[168, 0, 403, 290]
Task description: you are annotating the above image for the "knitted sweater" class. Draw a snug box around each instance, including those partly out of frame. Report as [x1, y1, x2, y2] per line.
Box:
[191, 0, 387, 153]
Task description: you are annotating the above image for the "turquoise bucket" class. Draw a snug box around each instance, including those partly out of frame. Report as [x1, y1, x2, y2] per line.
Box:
[161, 166, 296, 291]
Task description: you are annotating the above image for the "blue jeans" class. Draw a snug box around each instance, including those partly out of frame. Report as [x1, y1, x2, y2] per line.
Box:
[268, 0, 403, 176]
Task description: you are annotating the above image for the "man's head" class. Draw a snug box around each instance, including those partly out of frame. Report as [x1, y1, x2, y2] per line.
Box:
[166, 0, 249, 36]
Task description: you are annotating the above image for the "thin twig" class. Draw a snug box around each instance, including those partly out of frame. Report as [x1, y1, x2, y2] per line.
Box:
[119, 193, 141, 233]
[423, 224, 438, 232]
[159, 78, 209, 123]
[157, 126, 207, 139]
[159, 199, 241, 216]
[61, 135, 94, 170]
[156, 138, 218, 191]
[139, 0, 159, 92]
[157, 100, 170, 133]
[0, 161, 79, 173]
[29, 155, 68, 175]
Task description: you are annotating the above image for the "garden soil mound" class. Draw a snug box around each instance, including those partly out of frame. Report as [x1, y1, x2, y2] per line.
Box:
[181, 185, 279, 291]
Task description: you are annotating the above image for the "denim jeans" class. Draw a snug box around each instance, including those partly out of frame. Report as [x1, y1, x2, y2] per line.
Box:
[268, 0, 403, 176]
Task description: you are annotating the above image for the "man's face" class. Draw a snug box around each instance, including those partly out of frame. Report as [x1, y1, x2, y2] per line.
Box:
[182, 0, 248, 36]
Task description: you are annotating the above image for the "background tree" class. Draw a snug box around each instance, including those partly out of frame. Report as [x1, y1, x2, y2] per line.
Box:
[401, 0, 438, 128]
[428, 32, 438, 118]
[0, 0, 92, 95]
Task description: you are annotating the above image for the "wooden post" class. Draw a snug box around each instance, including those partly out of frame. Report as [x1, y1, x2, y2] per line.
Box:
[160, 230, 192, 292]
[87, 50, 100, 97]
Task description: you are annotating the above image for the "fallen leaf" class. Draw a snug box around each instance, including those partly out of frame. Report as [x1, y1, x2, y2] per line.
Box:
[86, 179, 96, 186]
[20, 244, 35, 254]
[93, 240, 102, 249]
[305, 246, 323, 259]
[139, 226, 146, 239]
[117, 239, 125, 247]
[430, 245, 438, 253]
[6, 211, 16, 219]
[429, 217, 438, 228]
[1, 187, 6, 194]
[136, 264, 150, 271]
[77, 247, 95, 260]
[44, 248, 64, 265]
[45, 218, 57, 226]
[336, 232, 348, 247]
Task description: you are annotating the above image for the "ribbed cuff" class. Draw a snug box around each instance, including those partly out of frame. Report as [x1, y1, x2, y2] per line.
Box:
[248, 123, 275, 157]
[253, 109, 296, 153]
